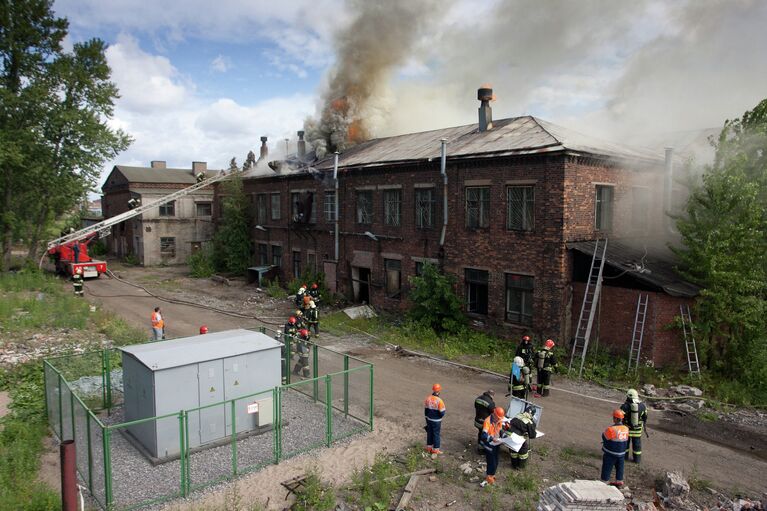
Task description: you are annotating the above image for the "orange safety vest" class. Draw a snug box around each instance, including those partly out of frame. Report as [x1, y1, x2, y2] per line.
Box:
[482, 415, 504, 440]
[151, 311, 164, 329]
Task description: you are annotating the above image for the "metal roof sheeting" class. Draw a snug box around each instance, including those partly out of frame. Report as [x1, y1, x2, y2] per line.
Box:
[115, 166, 217, 184]
[120, 329, 282, 371]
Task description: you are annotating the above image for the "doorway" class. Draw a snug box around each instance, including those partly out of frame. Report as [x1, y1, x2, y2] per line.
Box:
[351, 266, 371, 304]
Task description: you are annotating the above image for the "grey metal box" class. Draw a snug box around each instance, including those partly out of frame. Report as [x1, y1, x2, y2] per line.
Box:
[120, 329, 282, 459]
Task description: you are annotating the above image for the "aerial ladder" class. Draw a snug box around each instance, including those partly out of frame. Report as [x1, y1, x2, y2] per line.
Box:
[41, 170, 234, 272]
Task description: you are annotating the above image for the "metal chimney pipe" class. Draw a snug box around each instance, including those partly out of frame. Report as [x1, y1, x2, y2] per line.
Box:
[297, 130, 306, 159]
[439, 139, 448, 247]
[333, 152, 340, 261]
[259, 137, 268, 160]
[477, 87, 493, 132]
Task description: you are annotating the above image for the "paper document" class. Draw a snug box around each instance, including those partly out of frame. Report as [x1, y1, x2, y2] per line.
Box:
[500, 431, 545, 452]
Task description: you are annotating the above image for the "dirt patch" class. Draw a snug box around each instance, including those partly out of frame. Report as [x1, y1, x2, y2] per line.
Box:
[0, 391, 9, 419]
[38, 436, 61, 493]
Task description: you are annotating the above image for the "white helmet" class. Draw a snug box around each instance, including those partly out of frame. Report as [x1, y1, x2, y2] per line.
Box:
[627, 389, 639, 401]
[513, 356, 524, 367]
[310, 300, 316, 309]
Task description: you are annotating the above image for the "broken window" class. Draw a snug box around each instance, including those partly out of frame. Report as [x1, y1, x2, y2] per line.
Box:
[357, 190, 373, 224]
[271, 245, 282, 267]
[324, 191, 337, 222]
[465, 268, 489, 315]
[291, 191, 316, 223]
[159, 201, 175, 217]
[384, 259, 402, 298]
[505, 273, 534, 325]
[384, 189, 401, 226]
[256, 194, 268, 224]
[292, 250, 301, 279]
[507, 186, 534, 231]
[415, 188, 435, 228]
[160, 237, 176, 257]
[595, 185, 614, 231]
[631, 186, 650, 230]
[270, 193, 281, 220]
[465, 187, 490, 229]
[258, 243, 268, 266]
[196, 202, 212, 217]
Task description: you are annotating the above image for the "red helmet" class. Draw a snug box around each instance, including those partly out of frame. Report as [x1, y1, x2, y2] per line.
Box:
[303, 295, 311, 305]
[299, 328, 309, 337]
[544, 339, 555, 349]
[613, 409, 625, 420]
[288, 316, 297, 325]
[302, 283, 308, 288]
[199, 325, 208, 334]
[522, 335, 531, 342]
[311, 283, 318, 289]
[493, 407, 505, 419]
[432, 383, 442, 393]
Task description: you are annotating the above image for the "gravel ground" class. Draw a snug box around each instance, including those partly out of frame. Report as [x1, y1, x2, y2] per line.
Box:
[81, 388, 368, 510]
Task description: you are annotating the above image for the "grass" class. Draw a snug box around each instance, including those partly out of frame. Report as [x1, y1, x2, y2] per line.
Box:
[293, 469, 336, 511]
[263, 278, 287, 299]
[559, 445, 601, 462]
[0, 421, 60, 511]
[348, 454, 405, 510]
[503, 470, 539, 493]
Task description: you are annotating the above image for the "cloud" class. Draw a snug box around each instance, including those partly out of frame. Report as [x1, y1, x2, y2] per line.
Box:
[210, 55, 232, 73]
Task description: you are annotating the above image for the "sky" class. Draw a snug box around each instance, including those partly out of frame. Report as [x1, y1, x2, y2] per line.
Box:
[52, 0, 767, 190]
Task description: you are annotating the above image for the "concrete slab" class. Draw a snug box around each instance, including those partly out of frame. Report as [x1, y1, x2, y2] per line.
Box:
[343, 305, 377, 320]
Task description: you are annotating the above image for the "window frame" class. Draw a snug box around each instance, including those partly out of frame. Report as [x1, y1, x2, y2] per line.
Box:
[324, 191, 337, 222]
[356, 190, 373, 224]
[465, 186, 490, 229]
[384, 258, 402, 299]
[195, 202, 212, 217]
[292, 250, 301, 279]
[415, 188, 435, 229]
[159, 237, 176, 257]
[256, 193, 268, 224]
[271, 245, 282, 267]
[257, 243, 268, 266]
[383, 189, 402, 227]
[595, 184, 615, 231]
[506, 185, 535, 231]
[464, 268, 489, 315]
[505, 273, 534, 325]
[159, 201, 176, 217]
[270, 192, 281, 220]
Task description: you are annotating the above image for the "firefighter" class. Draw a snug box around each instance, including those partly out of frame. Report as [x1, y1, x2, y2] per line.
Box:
[306, 300, 320, 337]
[479, 407, 507, 487]
[424, 383, 446, 455]
[509, 356, 528, 399]
[295, 284, 308, 307]
[71, 274, 84, 297]
[151, 307, 165, 340]
[283, 316, 298, 338]
[294, 310, 307, 330]
[292, 328, 312, 378]
[601, 409, 630, 487]
[72, 241, 81, 264]
[473, 389, 496, 454]
[196, 171, 206, 183]
[308, 282, 321, 303]
[515, 335, 535, 367]
[508, 404, 538, 470]
[620, 389, 648, 463]
[535, 339, 556, 397]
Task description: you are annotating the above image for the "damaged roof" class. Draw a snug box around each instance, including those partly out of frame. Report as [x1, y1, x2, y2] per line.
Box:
[568, 240, 700, 298]
[312, 116, 663, 171]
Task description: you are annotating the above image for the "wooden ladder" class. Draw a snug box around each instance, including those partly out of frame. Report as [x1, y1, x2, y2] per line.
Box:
[679, 304, 701, 377]
[627, 294, 649, 373]
[569, 238, 608, 378]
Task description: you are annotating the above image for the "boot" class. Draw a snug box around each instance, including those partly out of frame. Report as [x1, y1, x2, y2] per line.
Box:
[511, 457, 519, 469]
[632, 454, 641, 464]
[518, 457, 528, 470]
[542, 388, 550, 397]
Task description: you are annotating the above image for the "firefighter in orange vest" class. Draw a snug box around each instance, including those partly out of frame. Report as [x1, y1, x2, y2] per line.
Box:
[479, 407, 507, 487]
[600, 409, 630, 487]
[151, 307, 165, 340]
[424, 384, 446, 455]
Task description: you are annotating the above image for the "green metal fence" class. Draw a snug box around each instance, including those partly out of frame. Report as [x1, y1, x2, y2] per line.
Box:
[43, 331, 373, 510]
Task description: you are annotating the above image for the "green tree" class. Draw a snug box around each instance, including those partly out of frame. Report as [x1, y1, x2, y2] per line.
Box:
[212, 161, 252, 274]
[674, 98, 767, 398]
[0, 0, 130, 268]
[408, 262, 466, 334]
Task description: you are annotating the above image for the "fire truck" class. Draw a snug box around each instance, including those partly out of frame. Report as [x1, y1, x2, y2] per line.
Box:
[47, 232, 108, 278]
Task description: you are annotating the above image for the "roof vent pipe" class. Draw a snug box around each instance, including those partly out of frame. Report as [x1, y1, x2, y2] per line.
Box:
[439, 138, 448, 247]
[297, 131, 306, 159]
[478, 87, 494, 132]
[259, 137, 268, 160]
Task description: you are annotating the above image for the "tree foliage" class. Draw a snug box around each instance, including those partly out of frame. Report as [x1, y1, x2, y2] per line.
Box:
[674, 98, 767, 398]
[0, 0, 131, 269]
[407, 262, 466, 334]
[212, 164, 252, 275]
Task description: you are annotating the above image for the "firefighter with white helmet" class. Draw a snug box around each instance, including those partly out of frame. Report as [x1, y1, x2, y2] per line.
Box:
[71, 274, 84, 297]
[620, 388, 648, 463]
[509, 356, 528, 399]
[535, 339, 557, 397]
[306, 300, 320, 337]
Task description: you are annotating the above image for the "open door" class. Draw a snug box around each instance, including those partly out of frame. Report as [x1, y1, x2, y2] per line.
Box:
[351, 266, 371, 304]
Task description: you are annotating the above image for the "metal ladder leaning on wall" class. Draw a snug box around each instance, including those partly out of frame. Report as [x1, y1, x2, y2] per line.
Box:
[626, 294, 649, 373]
[569, 238, 608, 378]
[679, 304, 701, 377]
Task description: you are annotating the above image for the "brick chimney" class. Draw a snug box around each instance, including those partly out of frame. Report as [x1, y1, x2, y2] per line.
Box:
[192, 161, 207, 176]
[259, 136, 268, 160]
[150, 160, 167, 169]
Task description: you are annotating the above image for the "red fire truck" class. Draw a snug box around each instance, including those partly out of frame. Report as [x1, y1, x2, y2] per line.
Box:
[47, 234, 107, 278]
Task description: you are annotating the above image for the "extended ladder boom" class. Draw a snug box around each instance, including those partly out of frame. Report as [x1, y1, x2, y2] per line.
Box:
[46, 170, 234, 250]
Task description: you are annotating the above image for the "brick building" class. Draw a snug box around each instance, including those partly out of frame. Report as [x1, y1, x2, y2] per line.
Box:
[222, 104, 696, 367]
[102, 161, 216, 265]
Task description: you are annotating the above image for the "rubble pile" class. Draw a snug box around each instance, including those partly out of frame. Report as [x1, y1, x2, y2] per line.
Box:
[657, 472, 766, 511]
[643, 384, 706, 413]
[0, 331, 104, 367]
[537, 480, 625, 511]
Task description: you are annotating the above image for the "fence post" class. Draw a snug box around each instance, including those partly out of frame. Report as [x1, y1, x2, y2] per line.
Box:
[86, 413, 93, 492]
[101, 350, 107, 409]
[284, 334, 291, 385]
[259, 326, 266, 334]
[70, 389, 76, 447]
[184, 410, 191, 493]
[369, 365, 374, 432]
[231, 400, 238, 476]
[274, 387, 281, 463]
[104, 350, 113, 413]
[312, 344, 319, 402]
[178, 411, 186, 497]
[325, 375, 332, 447]
[103, 427, 113, 508]
[343, 355, 349, 417]
[43, 362, 49, 423]
[57, 373, 63, 440]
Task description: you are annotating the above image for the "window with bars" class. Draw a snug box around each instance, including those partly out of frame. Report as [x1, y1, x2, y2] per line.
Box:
[595, 185, 614, 231]
[415, 188, 435, 228]
[292, 251, 301, 279]
[258, 243, 268, 266]
[631, 186, 650, 230]
[465, 268, 489, 315]
[271, 245, 282, 267]
[256, 194, 268, 224]
[159, 201, 175, 217]
[270, 193, 281, 220]
[324, 191, 337, 222]
[357, 190, 373, 224]
[383, 189, 401, 226]
[465, 187, 490, 228]
[505, 273, 534, 325]
[307, 252, 316, 273]
[384, 259, 402, 298]
[507, 186, 534, 231]
[196, 202, 212, 217]
[160, 237, 176, 257]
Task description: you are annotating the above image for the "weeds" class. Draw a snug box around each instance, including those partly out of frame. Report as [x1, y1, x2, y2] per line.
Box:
[293, 469, 336, 511]
[697, 410, 719, 422]
[188, 246, 216, 278]
[559, 445, 600, 461]
[0, 420, 59, 511]
[503, 470, 539, 493]
[263, 278, 287, 299]
[349, 454, 403, 510]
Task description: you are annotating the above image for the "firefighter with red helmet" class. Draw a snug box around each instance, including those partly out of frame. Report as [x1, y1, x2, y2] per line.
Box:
[308, 282, 321, 303]
[515, 335, 535, 367]
[535, 339, 557, 397]
[292, 328, 312, 378]
[601, 409, 630, 487]
[424, 383, 446, 455]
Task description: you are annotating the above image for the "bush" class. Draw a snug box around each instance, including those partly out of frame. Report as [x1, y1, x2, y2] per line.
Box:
[122, 252, 140, 266]
[407, 263, 466, 334]
[89, 239, 107, 256]
[287, 269, 330, 302]
[263, 278, 287, 299]
[188, 246, 215, 278]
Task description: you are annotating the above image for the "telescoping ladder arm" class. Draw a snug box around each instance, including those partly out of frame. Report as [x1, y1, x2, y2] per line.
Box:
[45, 171, 235, 251]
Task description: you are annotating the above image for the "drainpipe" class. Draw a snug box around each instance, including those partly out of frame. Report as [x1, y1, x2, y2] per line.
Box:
[439, 139, 448, 247]
[333, 152, 340, 261]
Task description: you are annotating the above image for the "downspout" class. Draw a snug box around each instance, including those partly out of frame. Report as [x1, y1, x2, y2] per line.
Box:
[439, 138, 448, 247]
[333, 152, 340, 261]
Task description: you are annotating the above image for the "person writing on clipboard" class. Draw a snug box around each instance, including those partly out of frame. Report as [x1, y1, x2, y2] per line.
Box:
[507, 404, 538, 470]
[479, 407, 508, 487]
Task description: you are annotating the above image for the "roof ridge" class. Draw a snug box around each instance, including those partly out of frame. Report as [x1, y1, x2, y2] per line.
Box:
[528, 116, 564, 145]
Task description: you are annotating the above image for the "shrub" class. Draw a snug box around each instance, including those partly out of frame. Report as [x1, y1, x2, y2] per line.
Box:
[188, 246, 215, 278]
[263, 278, 287, 299]
[407, 263, 465, 334]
